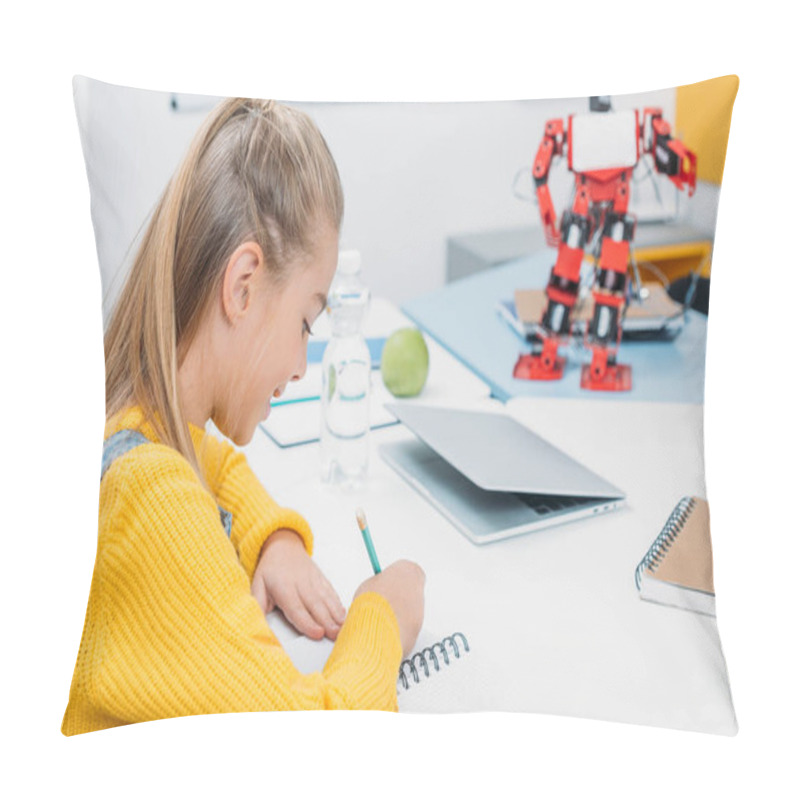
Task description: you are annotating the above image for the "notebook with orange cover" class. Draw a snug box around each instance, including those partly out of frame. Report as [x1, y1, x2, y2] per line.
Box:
[514, 283, 683, 333]
[624, 283, 684, 321]
[514, 288, 593, 328]
[635, 496, 715, 616]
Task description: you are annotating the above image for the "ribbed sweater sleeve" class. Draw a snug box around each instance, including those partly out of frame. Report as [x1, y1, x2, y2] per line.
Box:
[198, 435, 314, 580]
[61, 443, 402, 735]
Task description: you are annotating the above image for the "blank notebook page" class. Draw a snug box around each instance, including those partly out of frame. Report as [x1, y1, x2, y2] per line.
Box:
[282, 628, 490, 712]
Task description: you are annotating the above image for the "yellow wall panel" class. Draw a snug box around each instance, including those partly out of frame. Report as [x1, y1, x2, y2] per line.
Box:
[675, 75, 739, 185]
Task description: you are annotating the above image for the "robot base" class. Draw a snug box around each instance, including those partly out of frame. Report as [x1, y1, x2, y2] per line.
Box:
[580, 363, 632, 392]
[513, 353, 566, 381]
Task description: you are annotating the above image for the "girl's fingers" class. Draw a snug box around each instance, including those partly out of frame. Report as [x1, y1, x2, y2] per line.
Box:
[305, 595, 342, 641]
[270, 557, 346, 639]
[251, 575, 269, 614]
[317, 574, 347, 624]
[284, 594, 325, 640]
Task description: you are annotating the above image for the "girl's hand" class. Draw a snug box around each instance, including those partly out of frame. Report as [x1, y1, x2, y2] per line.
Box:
[251, 530, 347, 640]
[354, 560, 425, 657]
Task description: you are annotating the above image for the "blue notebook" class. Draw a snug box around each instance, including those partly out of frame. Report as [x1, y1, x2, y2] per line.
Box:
[306, 337, 386, 368]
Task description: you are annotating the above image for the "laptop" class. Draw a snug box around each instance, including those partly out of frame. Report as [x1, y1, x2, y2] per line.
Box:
[380, 403, 625, 544]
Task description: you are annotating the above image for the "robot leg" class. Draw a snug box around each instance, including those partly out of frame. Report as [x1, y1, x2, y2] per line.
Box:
[514, 211, 589, 381]
[581, 213, 634, 391]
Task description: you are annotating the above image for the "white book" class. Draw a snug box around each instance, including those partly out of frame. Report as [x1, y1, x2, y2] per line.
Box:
[260, 373, 398, 447]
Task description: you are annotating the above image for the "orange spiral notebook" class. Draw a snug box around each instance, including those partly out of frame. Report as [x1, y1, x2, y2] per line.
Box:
[635, 497, 715, 616]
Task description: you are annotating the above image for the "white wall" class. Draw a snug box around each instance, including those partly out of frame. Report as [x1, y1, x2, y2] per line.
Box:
[74, 77, 699, 325]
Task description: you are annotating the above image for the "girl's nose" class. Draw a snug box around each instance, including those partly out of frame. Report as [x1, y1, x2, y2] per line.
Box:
[293, 343, 308, 382]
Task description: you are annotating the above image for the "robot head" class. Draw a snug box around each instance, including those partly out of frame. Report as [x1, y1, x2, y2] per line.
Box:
[589, 95, 612, 113]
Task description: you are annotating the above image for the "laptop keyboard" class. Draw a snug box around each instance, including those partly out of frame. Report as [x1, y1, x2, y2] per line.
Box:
[515, 493, 601, 517]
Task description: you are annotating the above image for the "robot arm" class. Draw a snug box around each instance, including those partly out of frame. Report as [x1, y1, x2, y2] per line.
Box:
[532, 118, 565, 247]
[643, 107, 697, 196]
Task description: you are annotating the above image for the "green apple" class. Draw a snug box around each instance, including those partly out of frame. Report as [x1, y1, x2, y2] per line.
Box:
[381, 327, 430, 397]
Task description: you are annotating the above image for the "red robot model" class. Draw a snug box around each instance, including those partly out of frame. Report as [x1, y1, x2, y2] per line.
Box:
[513, 96, 697, 391]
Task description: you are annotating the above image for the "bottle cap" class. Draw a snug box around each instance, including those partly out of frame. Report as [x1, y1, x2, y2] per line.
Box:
[337, 249, 361, 275]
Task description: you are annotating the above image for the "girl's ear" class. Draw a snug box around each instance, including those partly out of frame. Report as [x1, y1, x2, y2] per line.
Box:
[221, 241, 265, 323]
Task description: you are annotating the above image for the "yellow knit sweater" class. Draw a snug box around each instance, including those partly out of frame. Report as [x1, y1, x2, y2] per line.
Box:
[61, 407, 402, 735]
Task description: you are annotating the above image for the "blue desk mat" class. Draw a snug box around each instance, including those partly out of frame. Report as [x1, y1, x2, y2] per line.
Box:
[402, 253, 707, 404]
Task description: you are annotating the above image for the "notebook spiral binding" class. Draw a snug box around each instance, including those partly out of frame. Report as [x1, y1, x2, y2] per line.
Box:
[635, 496, 696, 590]
[397, 632, 470, 691]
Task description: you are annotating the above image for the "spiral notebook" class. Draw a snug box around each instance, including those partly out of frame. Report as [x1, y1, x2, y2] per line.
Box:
[396, 632, 474, 712]
[283, 629, 477, 712]
[635, 496, 715, 616]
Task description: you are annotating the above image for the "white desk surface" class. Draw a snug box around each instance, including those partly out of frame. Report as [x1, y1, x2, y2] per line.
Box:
[237, 300, 736, 735]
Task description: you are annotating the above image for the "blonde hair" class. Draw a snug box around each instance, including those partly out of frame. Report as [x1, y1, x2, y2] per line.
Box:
[104, 98, 344, 475]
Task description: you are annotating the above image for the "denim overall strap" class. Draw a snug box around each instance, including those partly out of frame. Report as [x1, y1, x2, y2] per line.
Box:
[101, 430, 151, 480]
[101, 429, 233, 538]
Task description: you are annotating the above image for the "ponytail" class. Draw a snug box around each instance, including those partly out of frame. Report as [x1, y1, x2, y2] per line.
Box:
[104, 98, 344, 479]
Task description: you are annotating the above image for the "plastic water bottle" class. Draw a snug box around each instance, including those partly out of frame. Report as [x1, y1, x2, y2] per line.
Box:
[320, 250, 371, 488]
